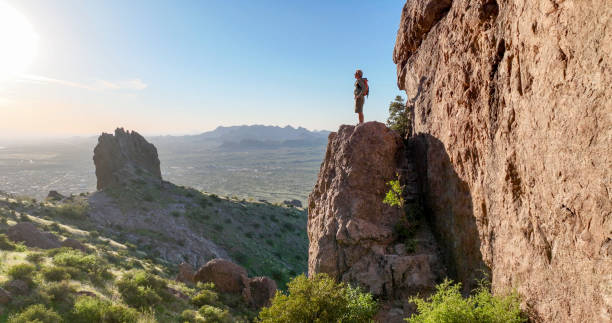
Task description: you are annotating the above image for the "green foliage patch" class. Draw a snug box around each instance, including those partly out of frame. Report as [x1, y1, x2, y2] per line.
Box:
[258, 273, 377, 323]
[406, 279, 526, 323]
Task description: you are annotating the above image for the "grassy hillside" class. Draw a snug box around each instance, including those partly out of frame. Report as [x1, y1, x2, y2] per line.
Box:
[0, 196, 255, 322]
[0, 184, 308, 322]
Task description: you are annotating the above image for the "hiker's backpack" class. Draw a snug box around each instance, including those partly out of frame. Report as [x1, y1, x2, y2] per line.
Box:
[363, 78, 369, 97]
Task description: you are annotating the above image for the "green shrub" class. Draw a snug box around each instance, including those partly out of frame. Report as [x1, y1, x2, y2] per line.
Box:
[258, 273, 377, 323]
[7, 263, 36, 281]
[71, 296, 138, 323]
[181, 309, 198, 322]
[383, 178, 404, 208]
[199, 305, 232, 323]
[52, 249, 113, 283]
[117, 270, 168, 309]
[25, 252, 45, 264]
[43, 281, 75, 303]
[405, 279, 526, 323]
[191, 289, 219, 307]
[42, 265, 76, 281]
[53, 202, 88, 219]
[386, 95, 409, 136]
[7, 304, 63, 323]
[0, 233, 16, 250]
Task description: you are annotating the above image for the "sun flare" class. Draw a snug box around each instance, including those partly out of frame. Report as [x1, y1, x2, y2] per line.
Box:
[0, 3, 38, 82]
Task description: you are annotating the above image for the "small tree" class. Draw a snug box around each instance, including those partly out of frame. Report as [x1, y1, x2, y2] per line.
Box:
[386, 95, 408, 136]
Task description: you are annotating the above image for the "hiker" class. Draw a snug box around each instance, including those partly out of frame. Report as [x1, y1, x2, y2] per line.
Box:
[353, 69, 368, 124]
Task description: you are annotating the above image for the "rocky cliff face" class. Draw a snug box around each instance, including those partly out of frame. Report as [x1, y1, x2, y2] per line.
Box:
[308, 122, 445, 321]
[93, 128, 162, 190]
[394, 0, 611, 322]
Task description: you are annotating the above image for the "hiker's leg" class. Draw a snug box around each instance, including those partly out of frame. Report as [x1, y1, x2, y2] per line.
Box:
[358, 112, 364, 124]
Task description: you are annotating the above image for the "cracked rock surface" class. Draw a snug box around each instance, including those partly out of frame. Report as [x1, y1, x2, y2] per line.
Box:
[394, 0, 611, 322]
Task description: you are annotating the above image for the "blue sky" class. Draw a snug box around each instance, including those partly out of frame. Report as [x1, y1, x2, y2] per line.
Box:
[0, 0, 406, 137]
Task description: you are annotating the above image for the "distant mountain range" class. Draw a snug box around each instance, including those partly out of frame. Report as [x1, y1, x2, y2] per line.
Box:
[152, 125, 330, 150]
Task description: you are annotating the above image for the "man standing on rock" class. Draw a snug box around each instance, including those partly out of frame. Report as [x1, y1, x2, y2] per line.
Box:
[354, 69, 368, 124]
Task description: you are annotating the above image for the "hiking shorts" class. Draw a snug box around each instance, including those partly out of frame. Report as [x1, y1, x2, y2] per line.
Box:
[355, 96, 364, 113]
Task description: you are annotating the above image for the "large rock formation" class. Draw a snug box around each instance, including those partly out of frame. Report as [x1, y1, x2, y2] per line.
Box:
[394, 0, 611, 322]
[308, 122, 445, 321]
[93, 128, 161, 190]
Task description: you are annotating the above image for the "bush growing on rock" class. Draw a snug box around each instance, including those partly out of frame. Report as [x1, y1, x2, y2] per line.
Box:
[405, 279, 526, 323]
[258, 273, 377, 323]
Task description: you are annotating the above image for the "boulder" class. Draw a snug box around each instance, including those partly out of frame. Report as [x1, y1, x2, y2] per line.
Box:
[46, 190, 65, 201]
[7, 222, 61, 249]
[4, 280, 29, 295]
[193, 259, 249, 294]
[176, 262, 195, 284]
[93, 128, 162, 190]
[248, 277, 277, 309]
[61, 238, 88, 253]
[0, 287, 11, 304]
[393, 0, 611, 321]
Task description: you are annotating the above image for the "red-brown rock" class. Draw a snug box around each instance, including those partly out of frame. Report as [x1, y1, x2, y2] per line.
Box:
[61, 238, 88, 253]
[308, 122, 445, 321]
[193, 259, 249, 294]
[249, 277, 277, 309]
[93, 128, 161, 190]
[176, 262, 195, 284]
[394, 0, 611, 322]
[7, 222, 61, 249]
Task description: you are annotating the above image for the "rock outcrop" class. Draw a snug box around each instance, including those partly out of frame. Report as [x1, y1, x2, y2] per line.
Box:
[308, 122, 445, 320]
[93, 128, 161, 190]
[248, 277, 277, 309]
[176, 262, 196, 284]
[7, 222, 61, 249]
[194, 259, 249, 294]
[193, 259, 277, 309]
[394, 0, 611, 322]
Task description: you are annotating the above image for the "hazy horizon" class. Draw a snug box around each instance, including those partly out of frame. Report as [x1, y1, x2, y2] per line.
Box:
[1, 0, 406, 137]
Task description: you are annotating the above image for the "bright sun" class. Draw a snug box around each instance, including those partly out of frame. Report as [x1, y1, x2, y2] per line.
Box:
[0, 3, 38, 82]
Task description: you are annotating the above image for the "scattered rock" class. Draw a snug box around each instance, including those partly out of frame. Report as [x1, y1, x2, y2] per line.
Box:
[0, 287, 11, 304]
[283, 199, 302, 208]
[193, 259, 249, 294]
[7, 222, 61, 249]
[176, 262, 195, 284]
[61, 238, 88, 253]
[93, 128, 162, 190]
[167, 286, 189, 300]
[249, 277, 277, 309]
[4, 280, 29, 295]
[46, 190, 65, 201]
